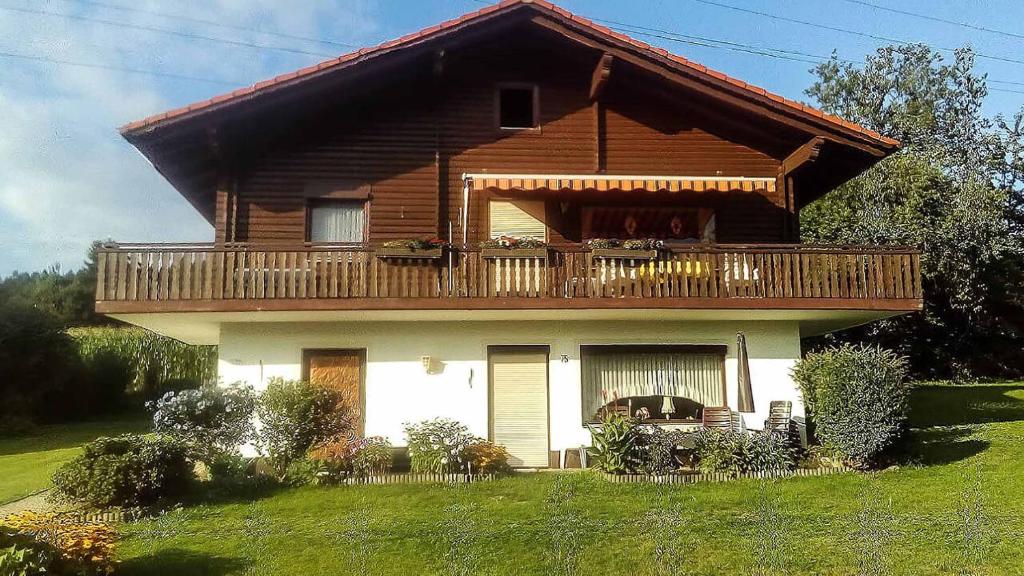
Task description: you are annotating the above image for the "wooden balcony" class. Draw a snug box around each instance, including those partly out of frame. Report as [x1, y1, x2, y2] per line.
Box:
[94, 243, 923, 314]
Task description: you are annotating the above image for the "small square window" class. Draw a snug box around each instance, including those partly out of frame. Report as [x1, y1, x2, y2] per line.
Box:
[308, 201, 365, 243]
[498, 86, 536, 129]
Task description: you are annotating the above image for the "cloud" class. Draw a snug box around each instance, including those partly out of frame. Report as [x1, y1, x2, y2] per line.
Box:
[0, 0, 381, 275]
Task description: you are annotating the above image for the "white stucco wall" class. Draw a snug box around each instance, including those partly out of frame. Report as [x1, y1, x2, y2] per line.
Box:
[218, 319, 803, 459]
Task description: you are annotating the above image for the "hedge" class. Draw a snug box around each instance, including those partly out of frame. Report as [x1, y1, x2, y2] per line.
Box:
[69, 327, 217, 398]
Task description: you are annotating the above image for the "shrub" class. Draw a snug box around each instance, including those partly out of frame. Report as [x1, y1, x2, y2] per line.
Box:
[256, 378, 356, 478]
[300, 436, 359, 484]
[634, 425, 683, 475]
[351, 437, 394, 476]
[693, 429, 795, 475]
[150, 383, 256, 463]
[0, 303, 86, 429]
[461, 440, 511, 475]
[792, 344, 910, 466]
[283, 458, 334, 486]
[51, 434, 192, 508]
[299, 435, 395, 482]
[208, 453, 259, 486]
[692, 428, 746, 475]
[81, 349, 134, 414]
[2, 512, 117, 575]
[586, 413, 641, 474]
[403, 418, 477, 474]
[742, 430, 796, 472]
[0, 535, 54, 576]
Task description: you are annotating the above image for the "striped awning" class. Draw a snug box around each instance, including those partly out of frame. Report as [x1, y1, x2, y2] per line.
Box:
[465, 173, 776, 193]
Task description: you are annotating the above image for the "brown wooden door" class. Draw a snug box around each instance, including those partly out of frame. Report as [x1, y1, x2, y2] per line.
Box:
[303, 349, 365, 432]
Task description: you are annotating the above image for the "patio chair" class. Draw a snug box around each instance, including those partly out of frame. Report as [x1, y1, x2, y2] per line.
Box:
[731, 410, 748, 431]
[764, 400, 793, 433]
[702, 406, 733, 430]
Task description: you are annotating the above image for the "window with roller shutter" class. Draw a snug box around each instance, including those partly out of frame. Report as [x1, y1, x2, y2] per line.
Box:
[488, 200, 546, 240]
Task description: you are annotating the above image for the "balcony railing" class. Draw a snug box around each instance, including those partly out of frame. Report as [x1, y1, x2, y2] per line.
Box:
[94, 243, 922, 312]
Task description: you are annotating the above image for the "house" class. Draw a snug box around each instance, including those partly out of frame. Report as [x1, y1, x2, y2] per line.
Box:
[97, 0, 920, 468]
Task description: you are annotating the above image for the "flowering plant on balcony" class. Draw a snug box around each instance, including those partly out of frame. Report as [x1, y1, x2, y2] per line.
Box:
[479, 236, 547, 249]
[586, 238, 664, 250]
[381, 238, 447, 251]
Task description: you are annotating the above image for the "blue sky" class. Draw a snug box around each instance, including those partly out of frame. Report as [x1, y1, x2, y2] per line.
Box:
[1, 0, 1022, 276]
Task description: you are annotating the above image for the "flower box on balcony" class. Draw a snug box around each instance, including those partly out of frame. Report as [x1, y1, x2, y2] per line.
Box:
[375, 247, 443, 259]
[481, 248, 549, 259]
[591, 248, 659, 260]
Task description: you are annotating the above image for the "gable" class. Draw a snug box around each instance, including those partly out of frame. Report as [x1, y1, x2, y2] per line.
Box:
[120, 0, 898, 224]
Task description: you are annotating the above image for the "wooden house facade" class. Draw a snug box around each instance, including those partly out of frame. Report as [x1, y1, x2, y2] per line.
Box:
[97, 0, 919, 468]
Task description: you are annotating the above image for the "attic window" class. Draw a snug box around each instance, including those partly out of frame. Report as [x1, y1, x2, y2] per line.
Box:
[498, 85, 538, 129]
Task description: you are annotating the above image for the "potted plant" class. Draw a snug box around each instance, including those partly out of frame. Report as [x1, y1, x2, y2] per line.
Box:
[479, 236, 549, 259]
[587, 238, 663, 260]
[376, 238, 446, 259]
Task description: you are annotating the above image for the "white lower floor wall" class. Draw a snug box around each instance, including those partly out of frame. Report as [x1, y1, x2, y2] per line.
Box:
[218, 320, 804, 464]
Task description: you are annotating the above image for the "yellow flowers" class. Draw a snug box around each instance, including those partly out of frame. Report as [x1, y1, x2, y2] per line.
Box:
[2, 511, 118, 575]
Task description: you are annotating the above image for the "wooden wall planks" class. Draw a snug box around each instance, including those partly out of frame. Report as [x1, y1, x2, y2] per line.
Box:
[225, 33, 789, 247]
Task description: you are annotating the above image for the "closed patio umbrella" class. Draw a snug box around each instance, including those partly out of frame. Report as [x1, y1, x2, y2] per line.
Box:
[736, 332, 754, 413]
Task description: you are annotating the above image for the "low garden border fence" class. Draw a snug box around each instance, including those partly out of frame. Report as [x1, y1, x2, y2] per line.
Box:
[602, 465, 852, 484]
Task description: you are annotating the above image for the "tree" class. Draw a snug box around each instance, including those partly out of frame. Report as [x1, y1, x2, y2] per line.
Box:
[803, 45, 1024, 379]
[0, 240, 113, 327]
[0, 302, 86, 430]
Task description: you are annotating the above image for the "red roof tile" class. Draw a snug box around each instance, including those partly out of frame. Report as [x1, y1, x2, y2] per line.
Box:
[120, 0, 898, 147]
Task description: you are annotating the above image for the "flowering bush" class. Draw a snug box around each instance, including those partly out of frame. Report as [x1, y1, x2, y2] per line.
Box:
[586, 238, 664, 250]
[381, 238, 447, 250]
[52, 434, 192, 508]
[2, 512, 117, 575]
[461, 440, 511, 474]
[290, 435, 394, 483]
[257, 378, 357, 478]
[149, 383, 255, 462]
[479, 236, 547, 249]
[351, 436, 394, 476]
[403, 418, 477, 474]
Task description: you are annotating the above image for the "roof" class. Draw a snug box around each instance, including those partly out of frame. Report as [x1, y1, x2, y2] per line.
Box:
[119, 0, 898, 149]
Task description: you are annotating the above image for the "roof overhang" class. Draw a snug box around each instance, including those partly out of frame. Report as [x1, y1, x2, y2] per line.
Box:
[120, 0, 899, 151]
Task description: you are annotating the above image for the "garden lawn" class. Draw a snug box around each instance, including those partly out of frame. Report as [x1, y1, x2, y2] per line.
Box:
[119, 383, 1024, 576]
[0, 417, 151, 505]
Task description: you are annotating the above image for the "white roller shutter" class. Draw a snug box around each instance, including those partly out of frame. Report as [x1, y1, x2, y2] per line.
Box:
[490, 348, 549, 468]
[488, 200, 546, 240]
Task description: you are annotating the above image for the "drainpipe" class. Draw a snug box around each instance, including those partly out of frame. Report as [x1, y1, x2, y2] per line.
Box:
[462, 175, 471, 247]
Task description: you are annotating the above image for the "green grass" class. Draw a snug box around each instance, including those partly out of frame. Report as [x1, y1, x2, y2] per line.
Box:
[0, 416, 151, 505]
[108, 383, 1024, 574]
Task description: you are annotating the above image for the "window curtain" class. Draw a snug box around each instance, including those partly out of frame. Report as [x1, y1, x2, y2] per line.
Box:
[310, 202, 364, 243]
[581, 349, 724, 421]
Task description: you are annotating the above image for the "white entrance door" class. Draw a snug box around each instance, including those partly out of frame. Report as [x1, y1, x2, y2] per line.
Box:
[489, 346, 550, 468]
